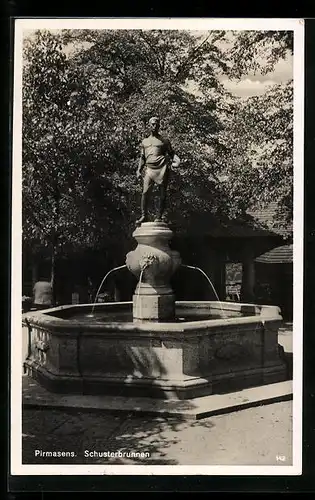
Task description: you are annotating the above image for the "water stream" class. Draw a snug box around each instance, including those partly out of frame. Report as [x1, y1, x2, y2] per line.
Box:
[181, 264, 227, 318]
[88, 265, 127, 317]
[87, 263, 227, 320]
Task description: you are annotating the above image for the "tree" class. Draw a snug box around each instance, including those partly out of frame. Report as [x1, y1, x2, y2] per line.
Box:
[22, 28, 294, 302]
[58, 29, 237, 221]
[218, 81, 293, 236]
[227, 30, 293, 79]
[213, 30, 294, 235]
[23, 30, 134, 301]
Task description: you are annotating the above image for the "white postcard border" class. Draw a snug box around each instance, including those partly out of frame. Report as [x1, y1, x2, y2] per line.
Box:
[11, 17, 305, 477]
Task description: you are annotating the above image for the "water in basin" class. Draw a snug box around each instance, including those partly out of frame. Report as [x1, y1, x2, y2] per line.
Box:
[45, 304, 249, 323]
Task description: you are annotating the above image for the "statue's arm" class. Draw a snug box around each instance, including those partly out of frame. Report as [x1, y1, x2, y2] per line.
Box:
[137, 143, 146, 177]
[166, 139, 175, 160]
[166, 139, 180, 167]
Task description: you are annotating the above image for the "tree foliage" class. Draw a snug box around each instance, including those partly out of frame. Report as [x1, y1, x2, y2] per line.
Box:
[22, 28, 294, 295]
[219, 79, 293, 228]
[23, 29, 233, 251]
[23, 31, 135, 258]
[227, 30, 293, 79]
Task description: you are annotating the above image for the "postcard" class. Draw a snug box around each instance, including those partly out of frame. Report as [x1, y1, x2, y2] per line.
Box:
[10, 17, 304, 479]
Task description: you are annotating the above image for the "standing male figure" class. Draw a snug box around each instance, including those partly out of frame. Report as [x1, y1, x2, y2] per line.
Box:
[136, 116, 179, 224]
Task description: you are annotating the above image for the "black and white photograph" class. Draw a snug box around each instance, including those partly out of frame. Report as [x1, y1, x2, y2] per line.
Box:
[11, 18, 304, 476]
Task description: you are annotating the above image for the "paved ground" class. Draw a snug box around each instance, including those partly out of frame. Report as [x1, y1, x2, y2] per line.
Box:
[21, 323, 294, 466]
[22, 400, 292, 466]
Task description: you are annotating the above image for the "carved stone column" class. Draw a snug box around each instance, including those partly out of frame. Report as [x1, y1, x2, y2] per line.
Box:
[126, 222, 181, 321]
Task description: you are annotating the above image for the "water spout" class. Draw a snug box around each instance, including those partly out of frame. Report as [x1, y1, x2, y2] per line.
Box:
[181, 264, 227, 318]
[89, 265, 127, 316]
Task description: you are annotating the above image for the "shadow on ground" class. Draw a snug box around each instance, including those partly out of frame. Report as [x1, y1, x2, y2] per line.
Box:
[22, 407, 215, 465]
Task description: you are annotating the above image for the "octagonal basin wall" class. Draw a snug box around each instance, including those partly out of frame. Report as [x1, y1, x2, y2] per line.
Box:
[23, 301, 288, 400]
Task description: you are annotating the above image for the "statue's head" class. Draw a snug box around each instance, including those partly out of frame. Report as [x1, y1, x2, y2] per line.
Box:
[148, 116, 160, 134]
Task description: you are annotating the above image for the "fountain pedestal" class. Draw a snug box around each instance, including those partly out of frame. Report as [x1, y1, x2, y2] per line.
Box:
[126, 222, 181, 321]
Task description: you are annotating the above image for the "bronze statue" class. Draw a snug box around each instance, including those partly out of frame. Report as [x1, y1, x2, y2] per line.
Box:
[136, 116, 180, 224]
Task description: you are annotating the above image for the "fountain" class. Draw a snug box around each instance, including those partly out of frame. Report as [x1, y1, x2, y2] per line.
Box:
[23, 115, 287, 400]
[23, 220, 287, 400]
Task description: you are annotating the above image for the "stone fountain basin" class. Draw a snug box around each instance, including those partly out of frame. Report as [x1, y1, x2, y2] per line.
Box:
[23, 301, 288, 400]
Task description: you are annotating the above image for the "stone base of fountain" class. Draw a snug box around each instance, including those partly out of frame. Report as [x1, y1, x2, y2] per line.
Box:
[132, 292, 176, 323]
[23, 302, 288, 400]
[126, 222, 181, 321]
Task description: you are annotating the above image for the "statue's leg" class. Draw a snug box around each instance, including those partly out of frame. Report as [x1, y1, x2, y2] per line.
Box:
[140, 192, 149, 219]
[137, 172, 153, 224]
[156, 168, 170, 221]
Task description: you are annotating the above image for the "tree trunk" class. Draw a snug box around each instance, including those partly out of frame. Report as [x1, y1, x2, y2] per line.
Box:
[50, 244, 57, 306]
[51, 179, 60, 307]
[214, 248, 226, 301]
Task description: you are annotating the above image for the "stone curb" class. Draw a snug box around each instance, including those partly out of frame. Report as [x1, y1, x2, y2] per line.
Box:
[23, 377, 293, 421]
